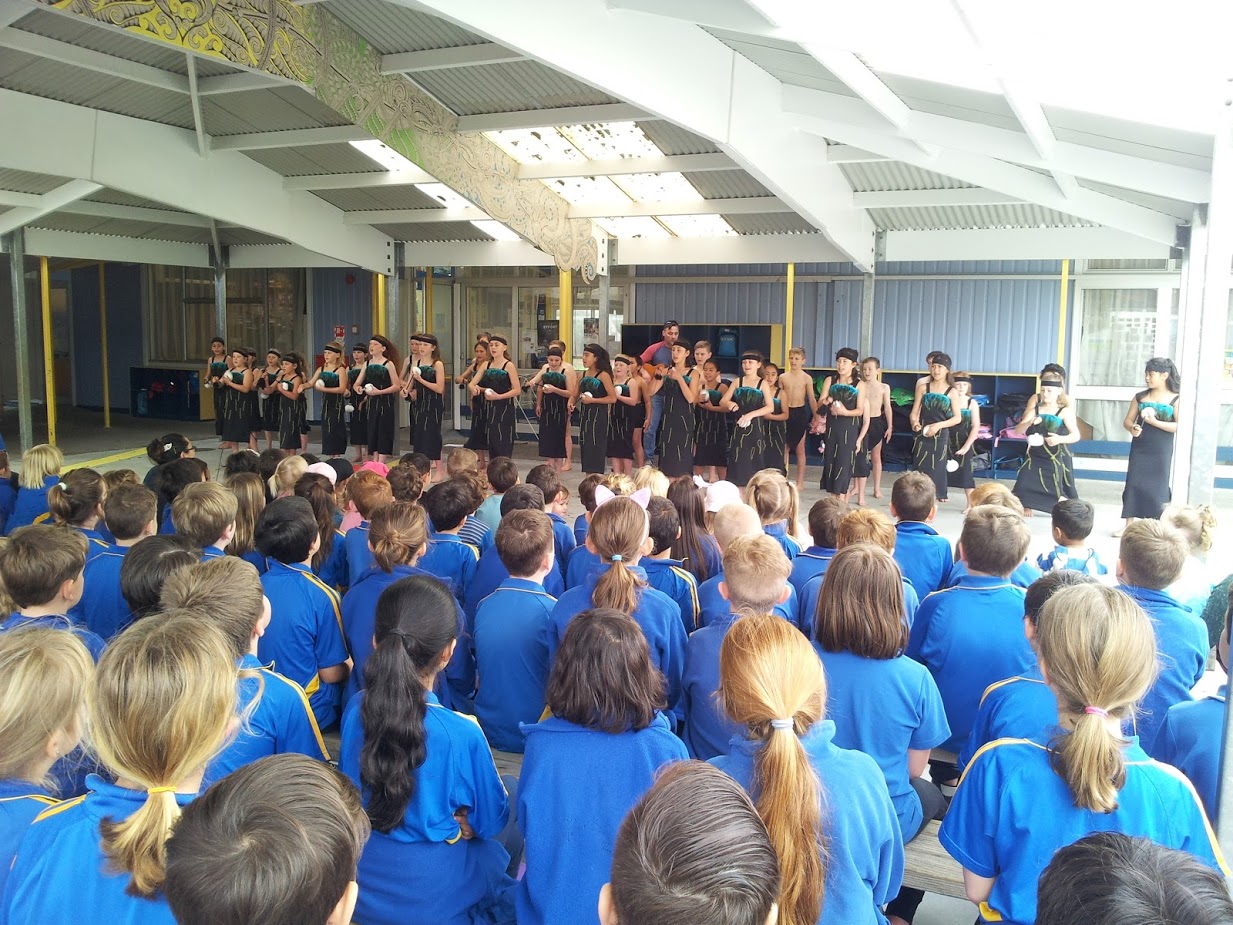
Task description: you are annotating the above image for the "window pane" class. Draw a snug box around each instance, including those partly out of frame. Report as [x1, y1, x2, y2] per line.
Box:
[1074, 398, 1131, 443]
[1077, 289, 1158, 387]
[183, 268, 216, 362]
[517, 287, 560, 368]
[266, 270, 305, 357]
[463, 287, 512, 353]
[146, 266, 186, 363]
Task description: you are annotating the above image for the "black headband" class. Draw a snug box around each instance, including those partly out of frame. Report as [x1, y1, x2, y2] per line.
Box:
[489, 335, 508, 346]
[741, 352, 762, 361]
[953, 374, 972, 383]
[547, 347, 563, 358]
[836, 347, 859, 363]
[1041, 376, 1064, 388]
[410, 334, 437, 346]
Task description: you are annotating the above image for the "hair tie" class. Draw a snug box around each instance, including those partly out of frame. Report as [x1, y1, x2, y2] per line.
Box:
[770, 718, 795, 731]
[1084, 706, 1109, 718]
[163, 442, 173, 452]
[55, 481, 66, 489]
[610, 554, 624, 563]
[147, 786, 176, 795]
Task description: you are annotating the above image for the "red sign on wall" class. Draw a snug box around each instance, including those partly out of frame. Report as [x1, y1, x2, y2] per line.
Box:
[333, 325, 345, 339]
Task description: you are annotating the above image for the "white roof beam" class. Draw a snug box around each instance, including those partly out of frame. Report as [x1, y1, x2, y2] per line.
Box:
[196, 72, 289, 95]
[456, 104, 651, 133]
[344, 207, 489, 225]
[617, 233, 847, 265]
[826, 145, 889, 164]
[0, 190, 41, 208]
[606, 0, 779, 35]
[0, 29, 189, 93]
[853, 189, 1021, 208]
[380, 43, 523, 74]
[0, 179, 103, 236]
[402, 240, 554, 266]
[229, 244, 351, 268]
[884, 227, 1173, 262]
[570, 196, 789, 219]
[517, 152, 734, 180]
[3, 228, 211, 266]
[210, 126, 370, 151]
[59, 200, 215, 228]
[0, 0, 30, 29]
[283, 168, 435, 191]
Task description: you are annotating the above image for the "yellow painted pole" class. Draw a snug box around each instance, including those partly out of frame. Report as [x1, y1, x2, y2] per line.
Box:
[39, 257, 56, 446]
[98, 263, 111, 428]
[1057, 258, 1070, 366]
[784, 262, 795, 362]
[374, 272, 387, 334]
[424, 268, 434, 334]
[559, 268, 573, 360]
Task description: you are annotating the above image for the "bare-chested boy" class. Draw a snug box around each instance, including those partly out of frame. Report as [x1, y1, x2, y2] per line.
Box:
[780, 347, 821, 491]
[861, 356, 894, 500]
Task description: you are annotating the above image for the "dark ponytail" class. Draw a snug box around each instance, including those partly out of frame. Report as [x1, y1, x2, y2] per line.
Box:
[147, 433, 190, 467]
[360, 575, 458, 833]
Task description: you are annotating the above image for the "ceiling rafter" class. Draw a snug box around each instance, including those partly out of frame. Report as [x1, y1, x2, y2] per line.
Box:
[380, 43, 523, 74]
[455, 104, 651, 133]
[0, 179, 104, 236]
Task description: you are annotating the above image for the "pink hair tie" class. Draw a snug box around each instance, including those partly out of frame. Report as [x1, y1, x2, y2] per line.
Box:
[1084, 706, 1109, 718]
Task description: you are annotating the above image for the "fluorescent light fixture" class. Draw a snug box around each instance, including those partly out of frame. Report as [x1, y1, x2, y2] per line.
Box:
[348, 139, 421, 171]
[414, 183, 473, 210]
[471, 220, 521, 242]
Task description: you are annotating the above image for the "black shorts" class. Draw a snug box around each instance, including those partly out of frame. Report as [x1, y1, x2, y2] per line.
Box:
[786, 404, 812, 449]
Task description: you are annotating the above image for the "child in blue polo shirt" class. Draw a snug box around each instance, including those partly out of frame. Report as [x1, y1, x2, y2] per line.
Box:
[519, 608, 688, 925]
[941, 583, 1227, 925]
[0, 627, 92, 896]
[683, 534, 791, 760]
[341, 472, 394, 588]
[574, 473, 603, 547]
[711, 613, 905, 925]
[47, 468, 110, 560]
[473, 510, 556, 753]
[419, 478, 481, 602]
[256, 497, 351, 730]
[566, 474, 635, 589]
[548, 494, 686, 711]
[908, 505, 1034, 756]
[526, 465, 577, 569]
[153, 457, 208, 535]
[746, 470, 801, 560]
[0, 454, 15, 535]
[2, 613, 238, 925]
[340, 575, 518, 925]
[170, 482, 236, 560]
[1117, 519, 1209, 753]
[959, 570, 1098, 771]
[1037, 498, 1107, 576]
[476, 457, 518, 533]
[118, 535, 197, 623]
[698, 502, 799, 628]
[891, 471, 952, 597]
[789, 496, 847, 598]
[944, 483, 1041, 590]
[468, 486, 565, 626]
[5, 443, 61, 535]
[643, 498, 700, 635]
[73, 484, 157, 640]
[161, 557, 329, 788]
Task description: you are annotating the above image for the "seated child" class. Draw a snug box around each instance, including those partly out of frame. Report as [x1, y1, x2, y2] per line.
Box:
[118, 534, 197, 621]
[519, 609, 688, 925]
[161, 557, 329, 787]
[601, 760, 778, 925]
[745, 470, 801, 559]
[1117, 519, 1210, 752]
[683, 535, 791, 760]
[164, 754, 369, 925]
[171, 482, 237, 559]
[789, 496, 847, 598]
[223, 472, 268, 574]
[155, 457, 208, 533]
[5, 444, 62, 534]
[643, 497, 700, 635]
[468, 486, 565, 624]
[0, 452, 16, 535]
[2, 613, 237, 924]
[907, 505, 1034, 753]
[1163, 503, 1218, 618]
[566, 474, 634, 589]
[1037, 498, 1107, 576]
[295, 472, 346, 587]
[526, 465, 577, 569]
[473, 510, 557, 753]
[455, 473, 494, 552]
[476, 457, 518, 532]
[891, 471, 952, 596]
[385, 463, 423, 504]
[419, 479, 482, 601]
[574, 473, 603, 547]
[665, 477, 722, 584]
[697, 503, 799, 628]
[75, 483, 157, 639]
[47, 468, 110, 558]
[257, 497, 350, 729]
[341, 471, 394, 587]
[0, 525, 103, 660]
[944, 483, 1040, 589]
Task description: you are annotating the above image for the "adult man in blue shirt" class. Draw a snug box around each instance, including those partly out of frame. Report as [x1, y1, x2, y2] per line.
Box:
[638, 320, 679, 462]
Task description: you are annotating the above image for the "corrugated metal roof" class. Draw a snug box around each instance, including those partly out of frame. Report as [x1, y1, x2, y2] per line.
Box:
[869, 203, 1097, 231]
[242, 144, 384, 177]
[373, 222, 493, 242]
[310, 187, 444, 212]
[704, 28, 853, 96]
[220, 228, 284, 246]
[637, 121, 720, 155]
[325, 0, 487, 55]
[32, 213, 213, 243]
[16, 13, 208, 75]
[0, 168, 68, 195]
[685, 169, 771, 199]
[85, 189, 190, 212]
[841, 162, 975, 192]
[205, 86, 353, 136]
[724, 213, 819, 235]
[411, 60, 617, 116]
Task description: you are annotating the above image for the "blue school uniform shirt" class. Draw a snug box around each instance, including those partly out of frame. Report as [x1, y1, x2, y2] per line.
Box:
[71, 545, 132, 640]
[641, 557, 700, 634]
[546, 512, 576, 573]
[458, 514, 493, 553]
[418, 532, 479, 602]
[907, 576, 1033, 752]
[342, 521, 374, 587]
[958, 664, 1057, 770]
[790, 545, 835, 598]
[1037, 544, 1107, 576]
[565, 544, 601, 589]
[763, 521, 800, 559]
[200, 544, 225, 560]
[2, 775, 194, 925]
[1153, 685, 1226, 821]
[548, 567, 687, 711]
[317, 530, 346, 588]
[468, 544, 564, 631]
[691, 533, 723, 583]
[816, 647, 950, 837]
[0, 479, 16, 535]
[1122, 584, 1209, 752]
[573, 512, 588, 547]
[0, 780, 55, 897]
[947, 558, 1042, 589]
[75, 526, 112, 562]
[202, 654, 330, 789]
[473, 578, 555, 752]
[698, 572, 799, 629]
[257, 561, 349, 729]
[240, 549, 268, 573]
[801, 573, 919, 637]
[340, 691, 514, 925]
[0, 613, 105, 662]
[4, 476, 57, 534]
[681, 611, 742, 760]
[711, 721, 905, 925]
[517, 713, 688, 925]
[894, 521, 952, 597]
[941, 736, 1227, 925]
[474, 493, 503, 533]
[158, 506, 175, 535]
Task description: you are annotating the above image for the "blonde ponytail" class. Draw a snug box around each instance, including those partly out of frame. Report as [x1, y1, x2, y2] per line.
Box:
[1037, 584, 1157, 812]
[745, 470, 798, 537]
[719, 614, 826, 925]
[590, 497, 649, 616]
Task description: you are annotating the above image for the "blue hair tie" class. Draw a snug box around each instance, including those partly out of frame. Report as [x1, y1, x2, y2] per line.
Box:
[610, 554, 624, 563]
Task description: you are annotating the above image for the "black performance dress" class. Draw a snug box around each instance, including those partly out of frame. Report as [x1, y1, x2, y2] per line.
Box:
[412, 366, 444, 461]
[608, 381, 638, 461]
[278, 377, 306, 451]
[763, 389, 787, 475]
[220, 372, 249, 444]
[364, 362, 396, 456]
[209, 360, 228, 436]
[259, 369, 282, 434]
[481, 364, 516, 459]
[578, 375, 610, 474]
[538, 371, 569, 460]
[727, 381, 767, 488]
[946, 401, 976, 491]
[821, 382, 862, 494]
[657, 373, 696, 478]
[347, 368, 367, 449]
[914, 389, 957, 501]
[319, 370, 348, 457]
[1013, 409, 1079, 512]
[694, 383, 730, 468]
[1121, 395, 1177, 519]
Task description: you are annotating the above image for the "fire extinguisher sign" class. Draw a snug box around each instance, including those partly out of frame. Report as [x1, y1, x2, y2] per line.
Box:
[333, 325, 345, 339]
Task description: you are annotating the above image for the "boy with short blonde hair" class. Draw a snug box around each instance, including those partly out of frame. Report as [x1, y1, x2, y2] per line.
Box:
[0, 525, 103, 660]
[341, 472, 394, 587]
[698, 503, 799, 628]
[171, 482, 238, 558]
[891, 472, 952, 596]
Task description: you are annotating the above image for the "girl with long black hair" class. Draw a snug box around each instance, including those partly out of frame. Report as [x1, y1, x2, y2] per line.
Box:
[355, 335, 403, 464]
[1120, 356, 1181, 530]
[577, 343, 617, 474]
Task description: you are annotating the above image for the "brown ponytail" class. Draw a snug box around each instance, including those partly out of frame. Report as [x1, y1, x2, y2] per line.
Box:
[719, 614, 827, 925]
[589, 496, 649, 616]
[369, 502, 428, 571]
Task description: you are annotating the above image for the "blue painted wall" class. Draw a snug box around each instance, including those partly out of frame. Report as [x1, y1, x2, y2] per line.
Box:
[71, 264, 144, 411]
[308, 268, 374, 420]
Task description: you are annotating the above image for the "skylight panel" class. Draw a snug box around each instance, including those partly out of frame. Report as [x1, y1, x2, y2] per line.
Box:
[558, 122, 661, 160]
[484, 128, 586, 165]
[612, 172, 702, 204]
[542, 175, 631, 208]
[593, 217, 672, 239]
[657, 214, 736, 237]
